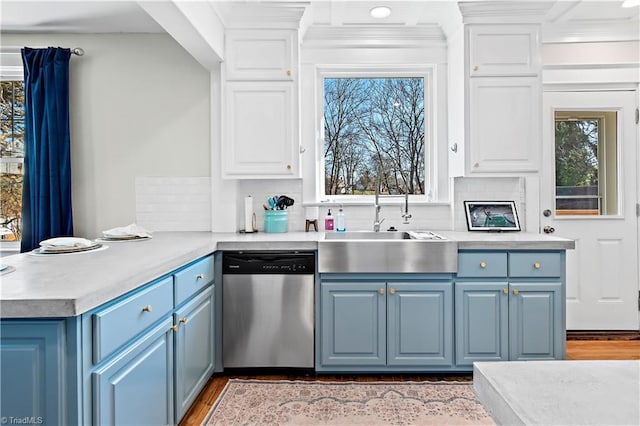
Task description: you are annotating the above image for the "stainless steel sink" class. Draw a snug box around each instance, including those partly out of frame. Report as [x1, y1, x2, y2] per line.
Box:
[319, 232, 457, 273]
[324, 231, 411, 240]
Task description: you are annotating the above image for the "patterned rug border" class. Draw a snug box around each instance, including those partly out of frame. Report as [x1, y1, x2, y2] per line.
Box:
[202, 379, 479, 426]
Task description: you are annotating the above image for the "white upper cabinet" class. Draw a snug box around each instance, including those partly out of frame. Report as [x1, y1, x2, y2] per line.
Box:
[225, 30, 296, 81]
[222, 28, 301, 178]
[223, 81, 297, 177]
[468, 25, 540, 77]
[449, 23, 542, 176]
[468, 76, 540, 173]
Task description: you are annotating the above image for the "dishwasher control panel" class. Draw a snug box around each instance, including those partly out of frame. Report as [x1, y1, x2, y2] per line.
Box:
[222, 251, 315, 274]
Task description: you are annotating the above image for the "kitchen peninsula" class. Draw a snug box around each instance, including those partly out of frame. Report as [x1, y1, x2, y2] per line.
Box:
[0, 231, 573, 425]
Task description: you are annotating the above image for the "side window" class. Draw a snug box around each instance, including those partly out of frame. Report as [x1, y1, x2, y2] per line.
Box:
[323, 76, 426, 198]
[554, 111, 617, 216]
[0, 80, 25, 242]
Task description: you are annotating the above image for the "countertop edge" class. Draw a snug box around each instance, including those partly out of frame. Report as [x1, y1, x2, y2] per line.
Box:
[0, 231, 575, 319]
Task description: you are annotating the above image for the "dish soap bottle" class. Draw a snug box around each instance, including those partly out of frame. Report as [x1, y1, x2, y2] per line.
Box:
[336, 205, 346, 232]
[324, 209, 334, 231]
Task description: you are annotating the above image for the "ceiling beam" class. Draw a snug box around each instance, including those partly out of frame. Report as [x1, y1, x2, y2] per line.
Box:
[137, 0, 224, 69]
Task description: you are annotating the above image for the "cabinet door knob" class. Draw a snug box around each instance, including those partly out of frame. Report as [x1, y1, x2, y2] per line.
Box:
[179, 317, 188, 324]
[142, 305, 152, 313]
[378, 288, 385, 295]
[473, 162, 480, 168]
[473, 65, 479, 71]
[196, 274, 204, 280]
[286, 164, 292, 170]
[502, 288, 508, 294]
[389, 288, 396, 295]
[286, 69, 292, 76]
[534, 262, 541, 269]
[171, 325, 179, 332]
[479, 261, 487, 268]
[513, 289, 519, 295]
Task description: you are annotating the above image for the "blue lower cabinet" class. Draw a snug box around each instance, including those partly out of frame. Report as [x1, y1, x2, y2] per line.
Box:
[0, 319, 77, 426]
[509, 282, 562, 360]
[319, 278, 455, 371]
[387, 282, 453, 366]
[174, 285, 215, 422]
[455, 281, 563, 366]
[93, 318, 174, 426]
[455, 282, 509, 366]
[320, 282, 386, 366]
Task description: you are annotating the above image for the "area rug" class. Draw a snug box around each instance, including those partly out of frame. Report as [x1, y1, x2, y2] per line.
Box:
[201, 379, 495, 425]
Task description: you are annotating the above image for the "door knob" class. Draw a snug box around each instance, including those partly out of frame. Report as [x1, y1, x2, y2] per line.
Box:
[543, 225, 555, 234]
[543, 209, 552, 217]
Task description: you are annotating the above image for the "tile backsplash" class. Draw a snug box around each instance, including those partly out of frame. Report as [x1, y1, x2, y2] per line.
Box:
[134, 176, 524, 233]
[235, 177, 524, 233]
[136, 177, 211, 231]
[453, 177, 525, 231]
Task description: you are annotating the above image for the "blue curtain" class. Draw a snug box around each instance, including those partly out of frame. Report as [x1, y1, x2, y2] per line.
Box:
[20, 47, 73, 252]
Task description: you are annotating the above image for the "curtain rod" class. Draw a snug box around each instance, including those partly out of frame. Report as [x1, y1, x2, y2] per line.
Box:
[1, 47, 84, 56]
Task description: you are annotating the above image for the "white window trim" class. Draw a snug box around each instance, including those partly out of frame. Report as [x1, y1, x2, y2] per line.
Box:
[312, 64, 439, 204]
[1, 60, 24, 250]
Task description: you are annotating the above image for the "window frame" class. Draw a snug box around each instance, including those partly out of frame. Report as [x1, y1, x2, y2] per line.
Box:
[1, 55, 25, 251]
[554, 110, 619, 217]
[315, 65, 437, 204]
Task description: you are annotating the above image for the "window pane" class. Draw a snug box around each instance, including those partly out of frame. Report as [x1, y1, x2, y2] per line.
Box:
[0, 80, 24, 241]
[554, 111, 617, 216]
[1, 81, 25, 158]
[324, 77, 425, 196]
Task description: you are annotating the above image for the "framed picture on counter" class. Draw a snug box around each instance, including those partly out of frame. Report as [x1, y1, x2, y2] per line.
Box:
[464, 201, 521, 231]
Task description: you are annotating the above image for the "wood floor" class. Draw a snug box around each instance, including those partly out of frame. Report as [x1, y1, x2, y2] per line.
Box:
[179, 339, 640, 426]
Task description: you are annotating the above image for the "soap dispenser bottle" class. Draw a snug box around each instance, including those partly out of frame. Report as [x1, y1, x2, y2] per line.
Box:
[324, 209, 334, 231]
[336, 205, 346, 232]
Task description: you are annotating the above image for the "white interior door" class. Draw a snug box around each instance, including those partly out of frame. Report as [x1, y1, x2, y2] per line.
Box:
[541, 90, 639, 330]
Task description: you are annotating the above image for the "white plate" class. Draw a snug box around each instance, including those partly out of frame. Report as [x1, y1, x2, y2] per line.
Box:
[30, 244, 108, 256]
[39, 237, 94, 248]
[95, 236, 151, 243]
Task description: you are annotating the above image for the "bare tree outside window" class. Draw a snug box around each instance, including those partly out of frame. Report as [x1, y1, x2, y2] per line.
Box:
[0, 80, 25, 241]
[324, 77, 425, 196]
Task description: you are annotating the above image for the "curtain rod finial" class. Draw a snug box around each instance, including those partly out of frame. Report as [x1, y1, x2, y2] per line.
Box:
[71, 47, 84, 56]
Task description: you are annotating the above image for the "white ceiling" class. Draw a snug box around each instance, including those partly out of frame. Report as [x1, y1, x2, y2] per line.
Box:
[0, 0, 638, 39]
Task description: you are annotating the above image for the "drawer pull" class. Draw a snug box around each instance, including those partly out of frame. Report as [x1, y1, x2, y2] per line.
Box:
[389, 288, 396, 295]
[179, 317, 188, 324]
[142, 305, 152, 313]
[171, 325, 179, 332]
[378, 288, 385, 295]
[502, 288, 508, 294]
[286, 69, 292, 76]
[473, 65, 479, 71]
[534, 262, 541, 269]
[196, 274, 204, 280]
[513, 289, 519, 295]
[479, 261, 487, 268]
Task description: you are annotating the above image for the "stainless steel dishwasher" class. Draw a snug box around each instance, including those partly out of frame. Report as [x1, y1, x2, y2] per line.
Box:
[222, 251, 315, 368]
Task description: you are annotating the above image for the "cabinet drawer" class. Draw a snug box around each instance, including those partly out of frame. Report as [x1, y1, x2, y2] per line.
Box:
[509, 252, 562, 277]
[93, 277, 173, 364]
[457, 252, 507, 277]
[175, 255, 214, 306]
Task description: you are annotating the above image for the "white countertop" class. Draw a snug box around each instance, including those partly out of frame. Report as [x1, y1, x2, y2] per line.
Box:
[0, 230, 573, 318]
[474, 360, 640, 425]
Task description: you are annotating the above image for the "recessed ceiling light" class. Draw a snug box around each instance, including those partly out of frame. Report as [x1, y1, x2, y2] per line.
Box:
[370, 6, 391, 19]
[622, 0, 640, 7]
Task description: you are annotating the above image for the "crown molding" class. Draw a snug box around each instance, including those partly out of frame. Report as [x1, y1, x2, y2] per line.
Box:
[303, 25, 446, 48]
[458, 1, 555, 24]
[217, 1, 310, 29]
[543, 21, 640, 43]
